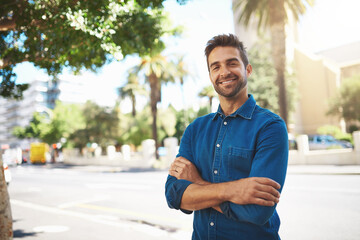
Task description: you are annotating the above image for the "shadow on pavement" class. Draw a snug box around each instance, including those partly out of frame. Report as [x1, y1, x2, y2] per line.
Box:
[13, 229, 39, 238]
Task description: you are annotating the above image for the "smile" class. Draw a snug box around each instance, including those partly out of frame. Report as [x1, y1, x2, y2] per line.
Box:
[219, 79, 235, 84]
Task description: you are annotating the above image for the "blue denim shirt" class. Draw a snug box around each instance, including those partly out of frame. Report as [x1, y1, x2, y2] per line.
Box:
[165, 95, 288, 240]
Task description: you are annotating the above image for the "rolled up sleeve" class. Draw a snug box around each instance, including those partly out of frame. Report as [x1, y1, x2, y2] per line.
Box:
[165, 175, 193, 214]
[220, 119, 288, 225]
[165, 122, 194, 214]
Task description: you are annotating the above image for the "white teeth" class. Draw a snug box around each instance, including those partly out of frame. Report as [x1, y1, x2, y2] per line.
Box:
[221, 80, 233, 84]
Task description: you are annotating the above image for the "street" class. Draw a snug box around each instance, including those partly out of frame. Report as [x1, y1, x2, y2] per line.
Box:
[7, 164, 360, 240]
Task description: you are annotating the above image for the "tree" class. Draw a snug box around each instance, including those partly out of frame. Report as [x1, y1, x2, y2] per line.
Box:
[118, 72, 147, 117]
[327, 75, 360, 123]
[233, 0, 313, 127]
[41, 102, 85, 145]
[12, 112, 47, 140]
[129, 53, 178, 153]
[199, 85, 217, 111]
[1, 1, 189, 237]
[70, 101, 119, 151]
[175, 55, 192, 126]
[0, 0, 186, 99]
[248, 37, 297, 115]
[118, 106, 153, 147]
[12, 102, 85, 145]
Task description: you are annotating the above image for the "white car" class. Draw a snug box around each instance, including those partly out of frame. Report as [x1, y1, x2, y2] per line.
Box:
[3, 163, 12, 186]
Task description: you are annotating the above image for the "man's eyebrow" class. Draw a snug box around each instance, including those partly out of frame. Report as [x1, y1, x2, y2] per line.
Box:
[226, 58, 240, 63]
[209, 58, 240, 69]
[209, 61, 219, 69]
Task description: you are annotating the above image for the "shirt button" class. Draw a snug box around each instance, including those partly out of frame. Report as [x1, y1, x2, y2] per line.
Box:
[224, 121, 227, 125]
[214, 170, 218, 174]
[210, 222, 215, 227]
[216, 144, 220, 148]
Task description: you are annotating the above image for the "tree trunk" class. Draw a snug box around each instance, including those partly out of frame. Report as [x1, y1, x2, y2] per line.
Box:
[149, 73, 159, 159]
[131, 95, 136, 117]
[269, 0, 288, 129]
[0, 154, 13, 240]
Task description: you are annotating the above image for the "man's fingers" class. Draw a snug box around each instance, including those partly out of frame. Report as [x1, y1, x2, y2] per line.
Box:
[175, 157, 192, 165]
[257, 184, 280, 198]
[255, 177, 281, 189]
[253, 198, 276, 207]
[255, 191, 280, 204]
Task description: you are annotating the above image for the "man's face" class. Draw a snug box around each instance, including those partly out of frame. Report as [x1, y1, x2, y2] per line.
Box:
[208, 46, 251, 99]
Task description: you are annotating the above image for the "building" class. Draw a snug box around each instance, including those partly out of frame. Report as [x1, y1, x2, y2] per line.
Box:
[293, 42, 360, 134]
[0, 76, 88, 148]
[232, 3, 360, 135]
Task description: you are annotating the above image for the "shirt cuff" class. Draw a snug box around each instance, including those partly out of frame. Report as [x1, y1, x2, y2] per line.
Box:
[168, 179, 193, 214]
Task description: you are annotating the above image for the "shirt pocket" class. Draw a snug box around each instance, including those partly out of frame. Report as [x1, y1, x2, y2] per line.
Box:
[227, 147, 254, 179]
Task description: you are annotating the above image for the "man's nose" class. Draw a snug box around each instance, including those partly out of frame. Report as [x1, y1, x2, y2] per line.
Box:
[220, 67, 230, 78]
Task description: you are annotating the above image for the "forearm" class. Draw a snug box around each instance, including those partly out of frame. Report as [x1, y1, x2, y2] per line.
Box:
[180, 182, 228, 211]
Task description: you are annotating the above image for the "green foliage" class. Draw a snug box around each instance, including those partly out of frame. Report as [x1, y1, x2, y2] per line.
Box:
[0, 0, 186, 99]
[198, 85, 217, 111]
[117, 106, 153, 147]
[317, 125, 353, 143]
[233, 0, 314, 31]
[0, 67, 29, 99]
[248, 38, 297, 116]
[327, 75, 360, 122]
[12, 112, 48, 140]
[70, 101, 120, 149]
[42, 101, 85, 145]
[12, 102, 85, 145]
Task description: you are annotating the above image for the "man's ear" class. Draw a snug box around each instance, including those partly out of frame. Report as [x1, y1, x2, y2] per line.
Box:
[246, 64, 253, 77]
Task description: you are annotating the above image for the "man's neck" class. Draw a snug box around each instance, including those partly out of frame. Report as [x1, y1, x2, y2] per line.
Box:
[219, 90, 248, 116]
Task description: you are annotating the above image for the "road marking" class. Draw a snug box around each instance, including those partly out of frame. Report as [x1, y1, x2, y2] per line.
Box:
[33, 225, 69, 233]
[76, 203, 189, 226]
[84, 183, 152, 190]
[57, 195, 110, 209]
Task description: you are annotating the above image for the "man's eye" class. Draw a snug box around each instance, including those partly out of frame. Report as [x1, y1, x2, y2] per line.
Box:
[212, 66, 219, 71]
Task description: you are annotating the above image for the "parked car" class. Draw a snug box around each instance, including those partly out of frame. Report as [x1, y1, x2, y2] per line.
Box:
[3, 163, 12, 186]
[308, 135, 353, 150]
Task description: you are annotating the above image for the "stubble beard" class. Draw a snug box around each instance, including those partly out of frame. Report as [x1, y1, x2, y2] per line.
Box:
[214, 74, 247, 98]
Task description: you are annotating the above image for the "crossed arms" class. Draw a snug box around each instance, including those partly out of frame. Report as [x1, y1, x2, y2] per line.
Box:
[165, 120, 288, 225]
[169, 157, 281, 213]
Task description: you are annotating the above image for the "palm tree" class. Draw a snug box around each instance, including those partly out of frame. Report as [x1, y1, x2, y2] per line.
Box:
[175, 55, 191, 126]
[118, 72, 147, 117]
[233, 0, 314, 128]
[130, 54, 178, 153]
[199, 85, 217, 111]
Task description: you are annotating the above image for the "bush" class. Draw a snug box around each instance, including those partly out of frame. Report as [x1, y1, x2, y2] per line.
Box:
[317, 125, 353, 144]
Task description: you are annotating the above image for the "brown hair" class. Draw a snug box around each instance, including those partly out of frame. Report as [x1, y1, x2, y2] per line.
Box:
[204, 33, 249, 71]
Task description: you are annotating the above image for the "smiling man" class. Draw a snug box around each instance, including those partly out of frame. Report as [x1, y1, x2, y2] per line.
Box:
[165, 34, 288, 240]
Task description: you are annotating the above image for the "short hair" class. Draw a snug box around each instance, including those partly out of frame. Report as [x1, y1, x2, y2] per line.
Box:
[204, 33, 249, 71]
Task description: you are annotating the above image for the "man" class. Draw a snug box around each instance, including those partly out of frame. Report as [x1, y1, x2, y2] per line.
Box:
[165, 33, 288, 240]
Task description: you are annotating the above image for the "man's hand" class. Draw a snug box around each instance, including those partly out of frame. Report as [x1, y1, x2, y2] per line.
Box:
[169, 157, 208, 185]
[225, 177, 281, 207]
[169, 157, 281, 208]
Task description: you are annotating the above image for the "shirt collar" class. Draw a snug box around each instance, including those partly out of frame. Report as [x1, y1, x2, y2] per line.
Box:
[212, 94, 256, 120]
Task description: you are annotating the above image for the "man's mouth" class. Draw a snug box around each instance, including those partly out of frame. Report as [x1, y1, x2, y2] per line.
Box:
[219, 79, 235, 85]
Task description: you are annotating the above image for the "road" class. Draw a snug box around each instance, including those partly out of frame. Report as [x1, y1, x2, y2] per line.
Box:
[7, 164, 360, 240]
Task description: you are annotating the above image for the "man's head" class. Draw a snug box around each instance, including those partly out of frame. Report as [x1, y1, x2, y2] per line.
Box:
[205, 33, 249, 71]
[205, 34, 252, 99]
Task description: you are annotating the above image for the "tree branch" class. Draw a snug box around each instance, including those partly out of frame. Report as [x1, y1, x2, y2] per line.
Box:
[0, 18, 16, 31]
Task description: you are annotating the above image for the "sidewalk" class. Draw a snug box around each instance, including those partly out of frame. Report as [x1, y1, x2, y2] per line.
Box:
[47, 162, 360, 175]
[287, 164, 360, 175]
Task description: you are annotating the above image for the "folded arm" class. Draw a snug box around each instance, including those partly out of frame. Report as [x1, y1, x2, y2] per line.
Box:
[168, 157, 280, 212]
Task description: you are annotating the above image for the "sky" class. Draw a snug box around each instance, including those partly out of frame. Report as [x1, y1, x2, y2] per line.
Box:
[12, 0, 360, 112]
